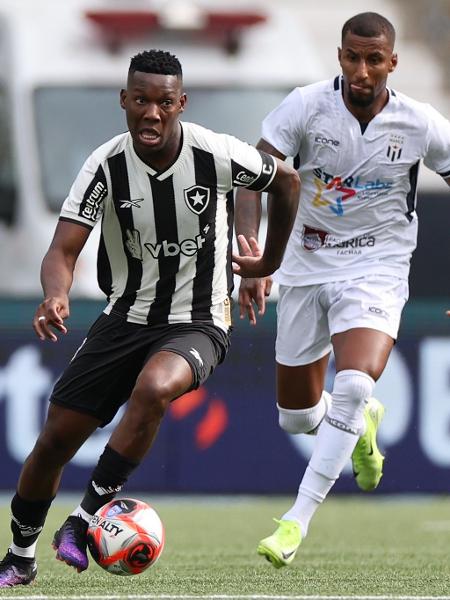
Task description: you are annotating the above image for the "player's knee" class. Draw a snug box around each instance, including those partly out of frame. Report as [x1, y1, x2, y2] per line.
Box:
[278, 392, 331, 434]
[328, 369, 375, 426]
[130, 377, 171, 423]
[32, 429, 75, 465]
[278, 404, 308, 434]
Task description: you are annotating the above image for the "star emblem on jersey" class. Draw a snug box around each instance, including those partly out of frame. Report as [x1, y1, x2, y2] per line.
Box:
[184, 185, 210, 215]
[386, 134, 404, 162]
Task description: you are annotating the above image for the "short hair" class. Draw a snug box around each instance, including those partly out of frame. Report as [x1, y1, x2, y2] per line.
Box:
[342, 12, 396, 48]
[129, 49, 183, 78]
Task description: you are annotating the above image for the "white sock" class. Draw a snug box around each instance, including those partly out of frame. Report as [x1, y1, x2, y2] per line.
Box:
[282, 466, 333, 537]
[10, 541, 37, 558]
[71, 505, 93, 523]
[282, 421, 359, 537]
[281, 370, 374, 537]
[278, 390, 331, 435]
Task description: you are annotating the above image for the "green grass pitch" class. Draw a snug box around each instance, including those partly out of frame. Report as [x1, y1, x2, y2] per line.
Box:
[0, 495, 450, 598]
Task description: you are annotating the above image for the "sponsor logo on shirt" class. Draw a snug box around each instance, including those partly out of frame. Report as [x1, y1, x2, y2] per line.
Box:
[302, 226, 329, 252]
[301, 225, 376, 254]
[336, 235, 376, 255]
[315, 135, 340, 147]
[312, 168, 393, 216]
[81, 181, 107, 221]
[231, 164, 259, 187]
[145, 234, 206, 258]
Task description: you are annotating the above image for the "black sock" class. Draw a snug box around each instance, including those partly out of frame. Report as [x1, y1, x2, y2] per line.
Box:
[11, 493, 54, 548]
[80, 445, 139, 516]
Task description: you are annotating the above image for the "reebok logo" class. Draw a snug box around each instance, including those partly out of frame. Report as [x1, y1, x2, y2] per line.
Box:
[120, 198, 144, 209]
[189, 347, 204, 367]
[145, 234, 206, 258]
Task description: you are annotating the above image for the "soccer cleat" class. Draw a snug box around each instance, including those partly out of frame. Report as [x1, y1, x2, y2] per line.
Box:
[0, 550, 37, 587]
[52, 515, 89, 572]
[257, 518, 302, 569]
[352, 397, 385, 492]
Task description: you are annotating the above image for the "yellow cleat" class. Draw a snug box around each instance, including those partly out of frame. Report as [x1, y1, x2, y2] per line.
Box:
[257, 519, 302, 568]
[352, 397, 385, 491]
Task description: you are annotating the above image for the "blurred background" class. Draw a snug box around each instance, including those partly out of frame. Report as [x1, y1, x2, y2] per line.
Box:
[0, 0, 449, 496]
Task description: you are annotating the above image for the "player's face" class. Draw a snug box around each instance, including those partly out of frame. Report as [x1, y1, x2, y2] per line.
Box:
[120, 71, 187, 166]
[338, 32, 397, 109]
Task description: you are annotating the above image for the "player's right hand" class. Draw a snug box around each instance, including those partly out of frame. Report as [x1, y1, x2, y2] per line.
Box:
[235, 235, 273, 325]
[33, 296, 69, 342]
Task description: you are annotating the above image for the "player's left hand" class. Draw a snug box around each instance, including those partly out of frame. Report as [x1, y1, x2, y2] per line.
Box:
[232, 235, 277, 279]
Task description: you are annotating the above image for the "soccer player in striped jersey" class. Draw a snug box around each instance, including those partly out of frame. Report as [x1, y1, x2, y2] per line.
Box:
[235, 12, 450, 568]
[0, 49, 299, 587]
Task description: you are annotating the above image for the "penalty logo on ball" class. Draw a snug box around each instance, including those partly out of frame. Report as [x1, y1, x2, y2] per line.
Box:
[87, 498, 165, 576]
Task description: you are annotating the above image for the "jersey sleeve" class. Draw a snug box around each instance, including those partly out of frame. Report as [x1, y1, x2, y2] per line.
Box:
[59, 152, 108, 228]
[222, 135, 277, 192]
[423, 104, 450, 178]
[261, 87, 303, 158]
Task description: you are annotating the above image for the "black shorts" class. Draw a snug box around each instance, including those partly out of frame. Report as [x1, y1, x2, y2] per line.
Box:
[50, 313, 230, 426]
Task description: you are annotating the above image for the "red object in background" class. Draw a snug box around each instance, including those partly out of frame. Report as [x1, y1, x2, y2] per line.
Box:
[85, 9, 267, 54]
[170, 387, 207, 420]
[86, 11, 159, 37]
[195, 398, 228, 450]
[170, 387, 229, 449]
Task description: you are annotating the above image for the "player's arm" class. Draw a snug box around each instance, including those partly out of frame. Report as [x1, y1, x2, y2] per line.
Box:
[235, 139, 288, 324]
[33, 220, 92, 342]
[233, 151, 299, 279]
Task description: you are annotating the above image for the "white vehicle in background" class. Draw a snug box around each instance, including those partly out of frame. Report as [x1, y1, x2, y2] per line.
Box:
[0, 0, 324, 297]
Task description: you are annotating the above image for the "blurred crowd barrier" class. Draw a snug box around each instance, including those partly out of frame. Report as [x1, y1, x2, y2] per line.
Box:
[0, 297, 449, 494]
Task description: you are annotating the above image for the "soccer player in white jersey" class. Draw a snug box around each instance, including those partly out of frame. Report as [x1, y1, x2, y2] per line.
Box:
[0, 49, 299, 587]
[235, 12, 450, 568]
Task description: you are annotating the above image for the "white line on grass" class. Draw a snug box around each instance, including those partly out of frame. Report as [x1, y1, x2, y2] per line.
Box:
[2, 595, 450, 600]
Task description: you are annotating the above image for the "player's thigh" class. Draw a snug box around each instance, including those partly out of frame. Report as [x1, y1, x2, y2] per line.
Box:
[276, 284, 331, 407]
[50, 313, 149, 426]
[139, 322, 230, 401]
[276, 284, 332, 366]
[277, 354, 330, 409]
[329, 274, 408, 380]
[332, 328, 394, 380]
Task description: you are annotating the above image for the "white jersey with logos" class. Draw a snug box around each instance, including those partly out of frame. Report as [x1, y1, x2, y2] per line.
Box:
[261, 76, 450, 286]
[59, 122, 277, 330]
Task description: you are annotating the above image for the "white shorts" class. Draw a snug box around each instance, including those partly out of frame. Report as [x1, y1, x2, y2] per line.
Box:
[276, 274, 409, 366]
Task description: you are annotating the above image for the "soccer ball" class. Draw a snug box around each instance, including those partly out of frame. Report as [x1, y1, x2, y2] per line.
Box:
[87, 498, 165, 576]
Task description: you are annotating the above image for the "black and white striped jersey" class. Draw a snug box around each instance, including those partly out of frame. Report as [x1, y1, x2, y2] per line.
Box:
[59, 122, 277, 331]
